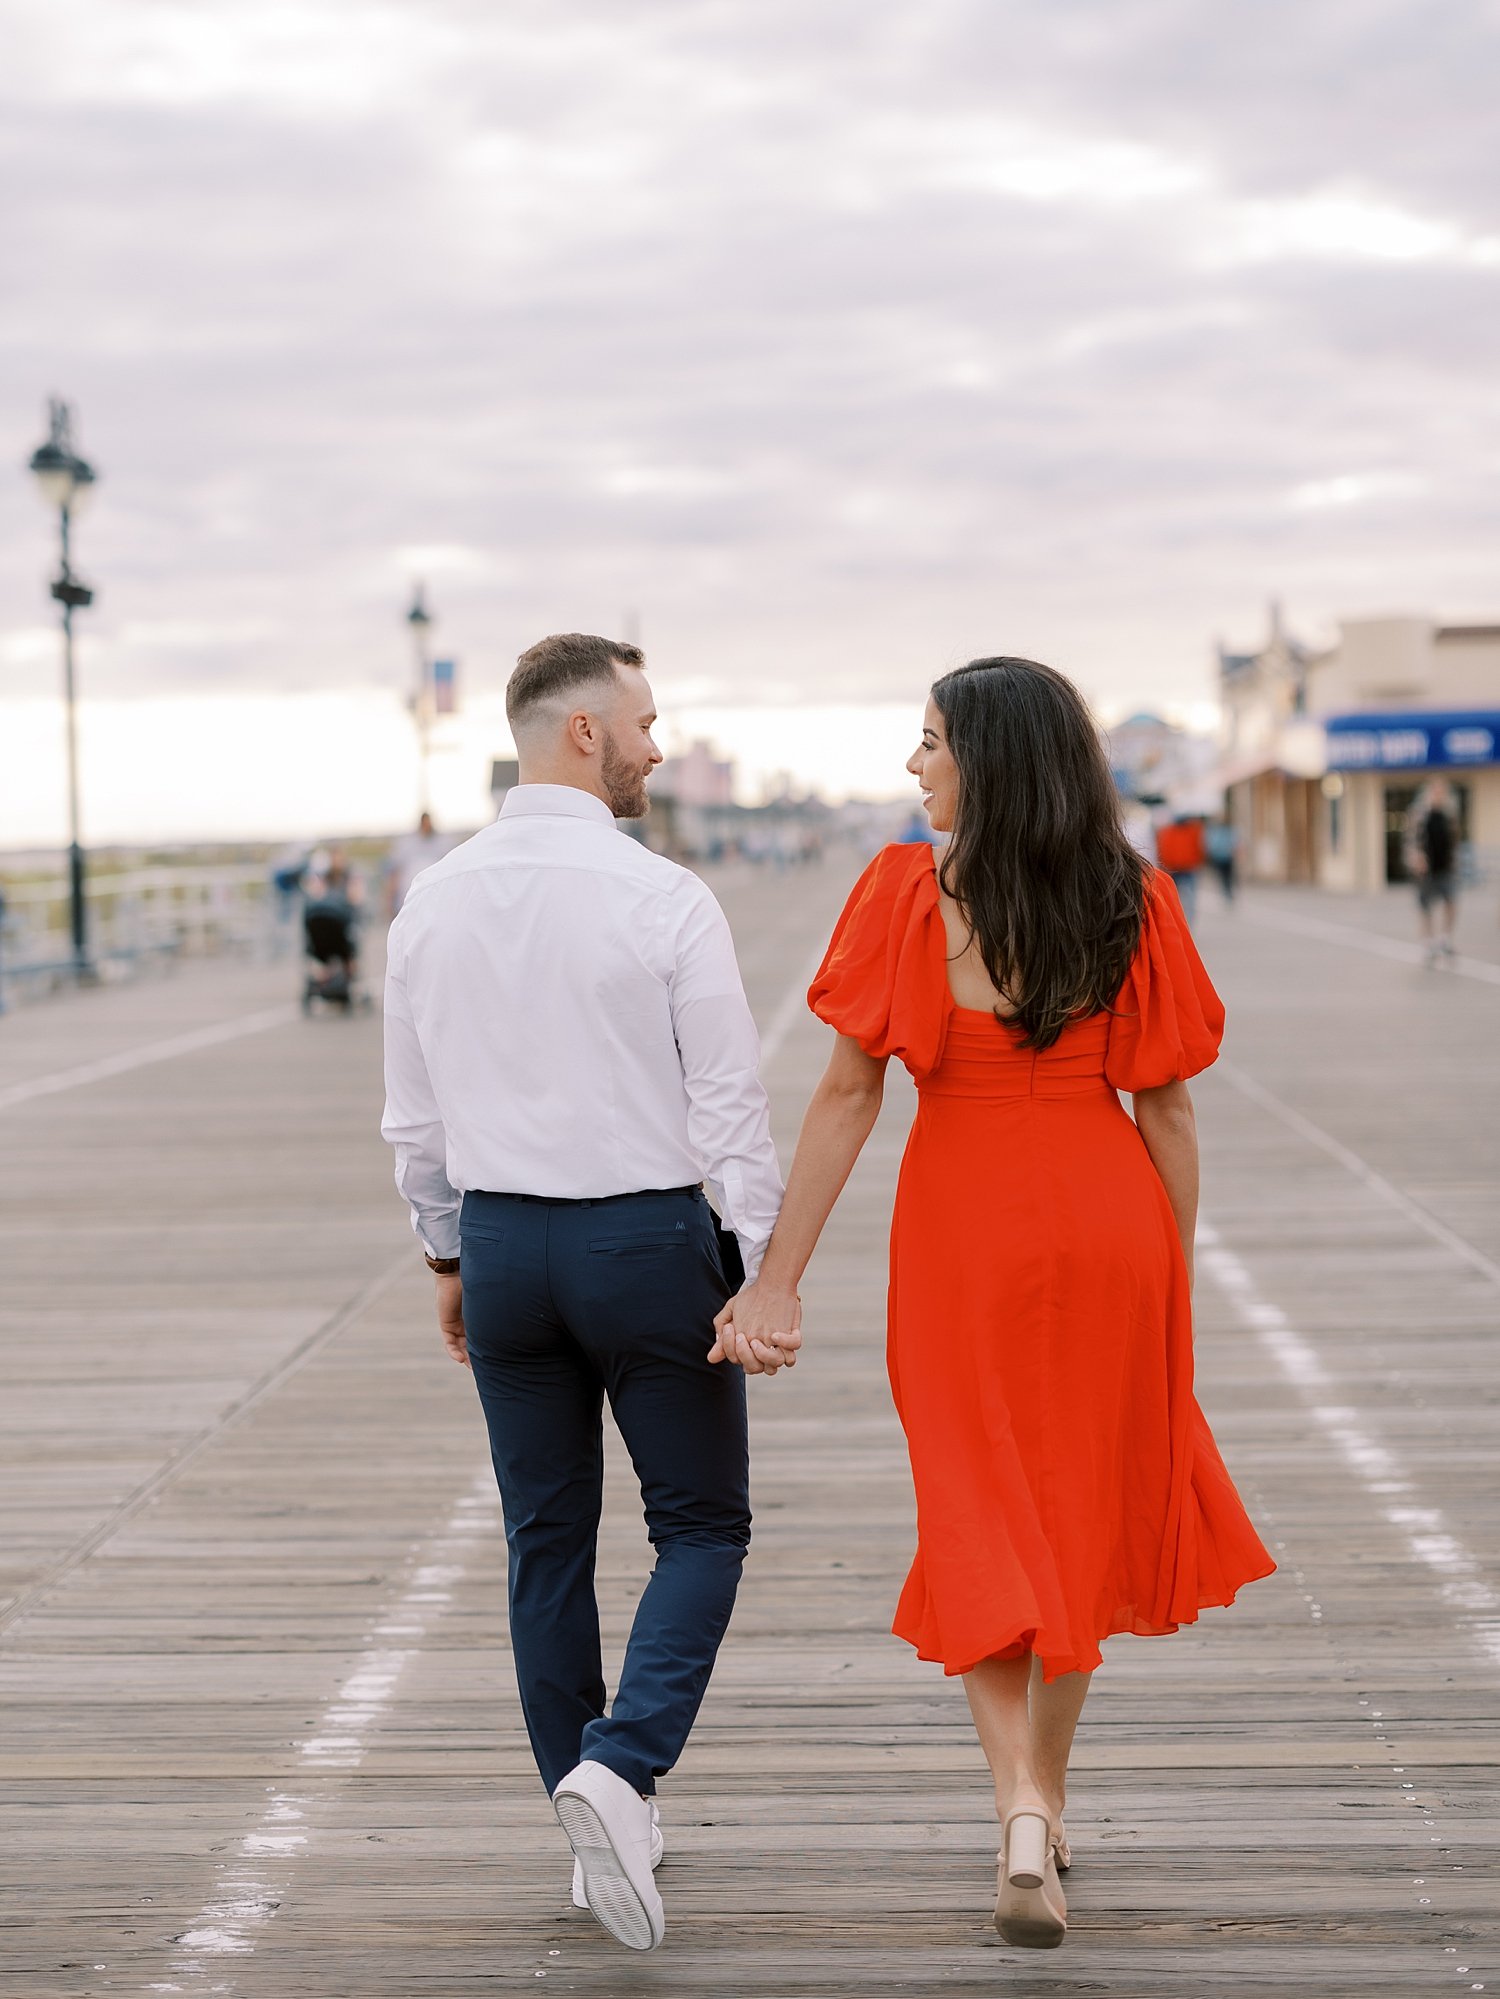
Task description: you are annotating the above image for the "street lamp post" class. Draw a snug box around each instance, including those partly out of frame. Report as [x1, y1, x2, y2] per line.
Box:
[28, 398, 98, 983]
[406, 582, 435, 817]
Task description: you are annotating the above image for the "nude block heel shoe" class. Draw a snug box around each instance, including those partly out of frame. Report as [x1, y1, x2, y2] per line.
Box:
[994, 1811, 1067, 1949]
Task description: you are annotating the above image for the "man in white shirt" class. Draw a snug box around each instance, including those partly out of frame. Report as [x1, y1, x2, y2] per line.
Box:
[381, 633, 786, 1954]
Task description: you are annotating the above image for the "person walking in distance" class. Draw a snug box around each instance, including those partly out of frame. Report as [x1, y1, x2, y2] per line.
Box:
[1406, 776, 1461, 964]
[381, 634, 787, 1953]
[1152, 813, 1206, 926]
[716, 658, 1273, 1950]
[1205, 815, 1239, 903]
[384, 810, 453, 919]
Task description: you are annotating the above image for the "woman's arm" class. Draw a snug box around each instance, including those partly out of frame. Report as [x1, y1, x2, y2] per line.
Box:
[709, 1034, 887, 1371]
[1131, 1078, 1200, 1291]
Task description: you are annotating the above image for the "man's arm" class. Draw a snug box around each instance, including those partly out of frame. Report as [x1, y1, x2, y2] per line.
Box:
[381, 941, 467, 1366]
[668, 882, 784, 1286]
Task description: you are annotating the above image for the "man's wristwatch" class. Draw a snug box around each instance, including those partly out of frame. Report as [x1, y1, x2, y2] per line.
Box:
[425, 1253, 461, 1274]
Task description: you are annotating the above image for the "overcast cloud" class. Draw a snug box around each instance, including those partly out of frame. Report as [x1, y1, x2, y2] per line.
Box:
[2, 0, 1497, 734]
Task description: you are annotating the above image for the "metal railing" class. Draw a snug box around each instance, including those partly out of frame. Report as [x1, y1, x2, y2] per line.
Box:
[0, 863, 281, 1006]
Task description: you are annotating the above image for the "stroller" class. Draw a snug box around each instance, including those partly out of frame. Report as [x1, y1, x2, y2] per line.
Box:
[301, 893, 371, 1015]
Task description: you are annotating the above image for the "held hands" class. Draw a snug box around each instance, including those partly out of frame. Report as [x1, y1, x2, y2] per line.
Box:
[708, 1281, 803, 1377]
[435, 1266, 803, 1378]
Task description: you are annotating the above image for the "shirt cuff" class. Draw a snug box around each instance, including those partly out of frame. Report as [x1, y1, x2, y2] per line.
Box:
[416, 1214, 461, 1261]
[737, 1232, 769, 1284]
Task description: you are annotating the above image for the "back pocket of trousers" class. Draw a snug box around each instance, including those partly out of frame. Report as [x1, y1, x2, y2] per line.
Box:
[587, 1226, 689, 1255]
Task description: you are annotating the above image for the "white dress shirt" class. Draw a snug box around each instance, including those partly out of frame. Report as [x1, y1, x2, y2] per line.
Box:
[381, 784, 783, 1276]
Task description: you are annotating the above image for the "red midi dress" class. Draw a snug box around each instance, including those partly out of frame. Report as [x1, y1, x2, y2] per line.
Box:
[808, 843, 1274, 1680]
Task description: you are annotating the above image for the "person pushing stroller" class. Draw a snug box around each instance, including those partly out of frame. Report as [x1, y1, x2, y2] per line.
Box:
[302, 847, 367, 1012]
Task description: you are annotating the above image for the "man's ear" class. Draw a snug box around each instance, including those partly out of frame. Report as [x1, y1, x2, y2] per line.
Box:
[566, 707, 600, 755]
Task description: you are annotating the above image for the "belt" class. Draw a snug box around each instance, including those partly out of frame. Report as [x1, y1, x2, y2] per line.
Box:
[469, 1184, 702, 1208]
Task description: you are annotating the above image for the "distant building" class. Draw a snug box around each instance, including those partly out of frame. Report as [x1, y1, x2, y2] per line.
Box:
[652, 740, 735, 810]
[1107, 712, 1220, 812]
[649, 740, 736, 855]
[1217, 609, 1500, 888]
[1217, 605, 1327, 883]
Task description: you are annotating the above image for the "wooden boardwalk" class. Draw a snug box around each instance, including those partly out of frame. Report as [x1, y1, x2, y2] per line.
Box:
[1, 862, 1496, 1998]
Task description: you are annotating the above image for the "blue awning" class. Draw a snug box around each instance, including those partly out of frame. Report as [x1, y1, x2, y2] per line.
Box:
[1324, 710, 1500, 771]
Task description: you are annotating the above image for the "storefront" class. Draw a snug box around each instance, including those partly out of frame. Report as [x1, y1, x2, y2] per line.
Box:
[1217, 612, 1500, 890]
[1320, 710, 1500, 890]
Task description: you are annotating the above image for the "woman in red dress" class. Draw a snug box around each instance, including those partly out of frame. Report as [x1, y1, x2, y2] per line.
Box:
[713, 657, 1274, 1948]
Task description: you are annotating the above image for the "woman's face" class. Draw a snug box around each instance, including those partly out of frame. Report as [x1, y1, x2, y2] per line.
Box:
[906, 695, 959, 834]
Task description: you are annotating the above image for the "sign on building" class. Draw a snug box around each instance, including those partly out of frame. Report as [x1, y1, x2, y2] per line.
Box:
[1324, 710, 1500, 771]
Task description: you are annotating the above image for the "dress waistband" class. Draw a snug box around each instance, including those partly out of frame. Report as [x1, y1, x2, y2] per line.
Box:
[917, 1074, 1114, 1102]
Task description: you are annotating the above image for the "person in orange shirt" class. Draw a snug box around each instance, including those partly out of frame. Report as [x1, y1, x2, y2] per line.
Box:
[1152, 814, 1207, 926]
[714, 658, 1273, 1949]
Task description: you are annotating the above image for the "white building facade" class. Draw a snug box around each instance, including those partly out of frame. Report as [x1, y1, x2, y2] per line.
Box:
[1218, 611, 1500, 890]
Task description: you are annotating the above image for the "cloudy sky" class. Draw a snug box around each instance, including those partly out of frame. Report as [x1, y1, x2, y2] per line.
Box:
[2, 0, 1497, 842]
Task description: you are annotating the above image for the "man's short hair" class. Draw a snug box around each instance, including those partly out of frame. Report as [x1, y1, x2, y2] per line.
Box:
[506, 633, 644, 729]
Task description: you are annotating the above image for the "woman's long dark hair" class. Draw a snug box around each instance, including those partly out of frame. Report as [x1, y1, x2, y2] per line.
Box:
[932, 657, 1148, 1050]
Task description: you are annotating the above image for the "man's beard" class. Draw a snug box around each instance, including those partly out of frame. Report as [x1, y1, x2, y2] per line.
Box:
[600, 733, 651, 819]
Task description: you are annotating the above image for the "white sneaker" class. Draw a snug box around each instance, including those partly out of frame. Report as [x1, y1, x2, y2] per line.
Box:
[553, 1761, 664, 1951]
[572, 1800, 661, 1908]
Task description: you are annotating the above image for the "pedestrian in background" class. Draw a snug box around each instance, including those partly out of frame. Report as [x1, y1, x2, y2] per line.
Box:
[1205, 816, 1239, 904]
[1405, 777, 1461, 964]
[1153, 814, 1205, 927]
[267, 844, 308, 959]
[385, 811, 452, 919]
[897, 805, 943, 847]
[304, 845, 365, 984]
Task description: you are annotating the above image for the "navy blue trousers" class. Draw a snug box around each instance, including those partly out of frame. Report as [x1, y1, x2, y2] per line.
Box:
[460, 1186, 750, 1798]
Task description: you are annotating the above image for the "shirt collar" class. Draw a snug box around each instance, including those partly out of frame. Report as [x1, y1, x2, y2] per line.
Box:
[498, 783, 617, 827]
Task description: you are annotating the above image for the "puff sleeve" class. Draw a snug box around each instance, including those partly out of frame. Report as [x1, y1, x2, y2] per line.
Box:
[1104, 870, 1225, 1093]
[807, 844, 949, 1078]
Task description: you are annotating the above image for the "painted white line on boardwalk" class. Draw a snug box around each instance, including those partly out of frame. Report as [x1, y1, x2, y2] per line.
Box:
[0, 1001, 298, 1114]
[1199, 1222, 1500, 1672]
[1242, 901, 1500, 987]
[154, 1472, 499, 1992]
[1218, 1060, 1500, 1294]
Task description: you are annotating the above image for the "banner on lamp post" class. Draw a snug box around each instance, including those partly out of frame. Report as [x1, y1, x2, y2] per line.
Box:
[431, 657, 458, 715]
